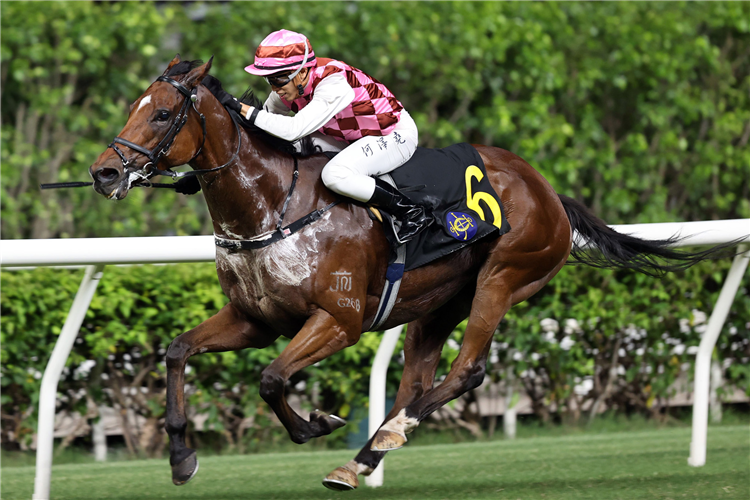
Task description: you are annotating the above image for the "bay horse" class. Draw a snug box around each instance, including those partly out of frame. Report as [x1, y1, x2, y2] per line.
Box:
[89, 56, 724, 490]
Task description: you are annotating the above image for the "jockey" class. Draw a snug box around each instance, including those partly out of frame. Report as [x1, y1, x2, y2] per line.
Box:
[220, 29, 432, 244]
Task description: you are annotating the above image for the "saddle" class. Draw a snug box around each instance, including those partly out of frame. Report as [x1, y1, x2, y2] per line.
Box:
[363, 143, 511, 330]
[371, 143, 510, 271]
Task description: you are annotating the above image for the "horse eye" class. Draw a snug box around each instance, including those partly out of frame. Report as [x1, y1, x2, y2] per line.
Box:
[155, 110, 170, 122]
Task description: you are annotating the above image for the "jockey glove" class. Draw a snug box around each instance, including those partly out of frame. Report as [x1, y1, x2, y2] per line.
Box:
[201, 76, 242, 114]
[173, 175, 202, 195]
[219, 93, 242, 114]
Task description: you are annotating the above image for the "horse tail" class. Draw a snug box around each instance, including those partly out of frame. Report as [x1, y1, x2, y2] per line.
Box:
[558, 194, 735, 277]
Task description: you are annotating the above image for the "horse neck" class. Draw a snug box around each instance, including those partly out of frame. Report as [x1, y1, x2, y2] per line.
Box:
[190, 95, 293, 240]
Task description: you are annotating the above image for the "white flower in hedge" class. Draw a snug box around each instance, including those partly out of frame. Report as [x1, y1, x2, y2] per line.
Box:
[565, 318, 583, 335]
[574, 377, 593, 395]
[540, 318, 559, 333]
[679, 318, 691, 333]
[692, 309, 707, 325]
[560, 336, 575, 351]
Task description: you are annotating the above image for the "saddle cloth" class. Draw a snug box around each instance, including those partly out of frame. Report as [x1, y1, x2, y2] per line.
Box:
[380, 142, 511, 271]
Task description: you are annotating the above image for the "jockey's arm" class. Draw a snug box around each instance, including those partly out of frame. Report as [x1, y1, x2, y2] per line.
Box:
[240, 73, 354, 142]
[261, 92, 294, 116]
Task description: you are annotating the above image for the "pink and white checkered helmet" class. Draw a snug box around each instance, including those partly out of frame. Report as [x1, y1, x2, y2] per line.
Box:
[244, 29, 316, 77]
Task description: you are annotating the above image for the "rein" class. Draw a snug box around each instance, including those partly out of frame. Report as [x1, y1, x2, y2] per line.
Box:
[46, 73, 339, 250]
[109, 76, 204, 173]
[109, 75, 242, 184]
[41, 75, 242, 191]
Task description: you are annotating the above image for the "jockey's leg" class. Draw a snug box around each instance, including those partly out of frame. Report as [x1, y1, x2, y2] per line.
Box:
[309, 131, 345, 153]
[320, 110, 431, 243]
[368, 178, 434, 243]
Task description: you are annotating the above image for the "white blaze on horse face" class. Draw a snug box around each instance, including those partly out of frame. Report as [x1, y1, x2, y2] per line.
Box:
[136, 95, 152, 113]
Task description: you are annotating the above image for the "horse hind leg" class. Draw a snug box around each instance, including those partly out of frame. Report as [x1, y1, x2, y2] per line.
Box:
[370, 254, 567, 452]
[165, 303, 277, 485]
[323, 290, 474, 491]
[370, 271, 515, 452]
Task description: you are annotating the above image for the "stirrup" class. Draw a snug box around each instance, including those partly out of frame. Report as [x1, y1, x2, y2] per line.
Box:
[394, 209, 433, 244]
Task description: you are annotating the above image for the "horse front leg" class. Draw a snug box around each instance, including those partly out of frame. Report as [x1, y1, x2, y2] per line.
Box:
[166, 302, 278, 485]
[323, 290, 474, 491]
[259, 308, 360, 445]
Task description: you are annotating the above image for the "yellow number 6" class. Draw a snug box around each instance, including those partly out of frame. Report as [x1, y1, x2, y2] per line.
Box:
[465, 165, 503, 230]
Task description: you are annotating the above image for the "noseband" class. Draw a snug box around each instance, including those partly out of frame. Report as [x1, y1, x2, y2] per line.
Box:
[108, 75, 241, 182]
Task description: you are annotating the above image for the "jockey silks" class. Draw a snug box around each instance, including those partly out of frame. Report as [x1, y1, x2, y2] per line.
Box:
[280, 58, 404, 143]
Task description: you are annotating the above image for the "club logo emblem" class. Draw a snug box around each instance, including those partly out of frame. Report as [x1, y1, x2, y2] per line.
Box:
[446, 212, 477, 241]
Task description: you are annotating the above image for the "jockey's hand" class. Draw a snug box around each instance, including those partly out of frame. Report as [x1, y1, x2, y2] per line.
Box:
[218, 93, 242, 114]
[202, 76, 242, 114]
[173, 176, 201, 195]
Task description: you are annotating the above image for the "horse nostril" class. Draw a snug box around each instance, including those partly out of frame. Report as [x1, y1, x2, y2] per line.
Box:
[95, 167, 120, 184]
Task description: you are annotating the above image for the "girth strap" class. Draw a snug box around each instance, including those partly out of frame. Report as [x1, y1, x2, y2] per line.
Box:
[214, 200, 340, 251]
[214, 156, 340, 250]
[369, 241, 406, 331]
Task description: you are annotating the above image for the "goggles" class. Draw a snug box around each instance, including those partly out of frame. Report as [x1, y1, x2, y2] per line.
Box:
[263, 41, 310, 88]
[264, 73, 295, 88]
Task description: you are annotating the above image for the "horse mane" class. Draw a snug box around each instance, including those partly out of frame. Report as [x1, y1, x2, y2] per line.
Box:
[166, 60, 203, 77]
[166, 59, 318, 158]
[234, 84, 319, 157]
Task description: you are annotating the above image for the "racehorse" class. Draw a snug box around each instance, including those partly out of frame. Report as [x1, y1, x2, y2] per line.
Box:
[89, 56, 726, 490]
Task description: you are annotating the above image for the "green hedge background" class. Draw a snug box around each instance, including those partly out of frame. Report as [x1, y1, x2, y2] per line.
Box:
[2, 1, 749, 455]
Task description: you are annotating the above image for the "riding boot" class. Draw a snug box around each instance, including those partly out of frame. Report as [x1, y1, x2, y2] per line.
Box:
[368, 178, 433, 243]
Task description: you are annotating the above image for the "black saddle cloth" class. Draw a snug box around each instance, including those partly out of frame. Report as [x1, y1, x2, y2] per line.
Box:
[383, 143, 511, 271]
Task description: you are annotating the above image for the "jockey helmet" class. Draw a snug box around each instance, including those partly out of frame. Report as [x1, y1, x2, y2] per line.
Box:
[245, 29, 316, 78]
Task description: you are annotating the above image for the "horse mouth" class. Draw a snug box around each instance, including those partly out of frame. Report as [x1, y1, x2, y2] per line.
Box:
[107, 184, 128, 200]
[110, 176, 134, 200]
[93, 174, 131, 200]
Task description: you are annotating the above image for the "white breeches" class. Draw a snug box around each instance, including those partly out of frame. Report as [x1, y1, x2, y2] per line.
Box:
[320, 110, 419, 202]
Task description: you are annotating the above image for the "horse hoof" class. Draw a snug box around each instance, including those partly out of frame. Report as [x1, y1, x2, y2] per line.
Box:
[171, 452, 199, 485]
[322, 466, 359, 491]
[310, 409, 347, 434]
[370, 429, 406, 451]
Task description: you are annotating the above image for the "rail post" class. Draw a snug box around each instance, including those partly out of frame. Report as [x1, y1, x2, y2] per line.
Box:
[688, 244, 749, 467]
[33, 265, 105, 500]
[365, 325, 403, 488]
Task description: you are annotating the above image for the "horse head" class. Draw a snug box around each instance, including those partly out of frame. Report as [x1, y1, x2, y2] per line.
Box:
[89, 55, 213, 200]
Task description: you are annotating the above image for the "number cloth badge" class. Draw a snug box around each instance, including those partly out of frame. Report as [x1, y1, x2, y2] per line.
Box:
[446, 211, 478, 241]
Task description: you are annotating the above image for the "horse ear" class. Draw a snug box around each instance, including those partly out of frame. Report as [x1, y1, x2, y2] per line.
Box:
[184, 56, 213, 89]
[162, 54, 182, 76]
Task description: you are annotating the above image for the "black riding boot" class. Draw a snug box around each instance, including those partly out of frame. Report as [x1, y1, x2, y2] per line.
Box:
[368, 178, 433, 243]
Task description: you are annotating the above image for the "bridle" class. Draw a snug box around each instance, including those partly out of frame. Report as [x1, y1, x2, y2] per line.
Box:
[102, 75, 341, 252]
[108, 75, 241, 185]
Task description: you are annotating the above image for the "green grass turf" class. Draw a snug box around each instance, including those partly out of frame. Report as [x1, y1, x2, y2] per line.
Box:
[2, 426, 748, 500]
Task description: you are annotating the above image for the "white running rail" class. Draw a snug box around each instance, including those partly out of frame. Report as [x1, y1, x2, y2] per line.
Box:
[1, 219, 748, 497]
